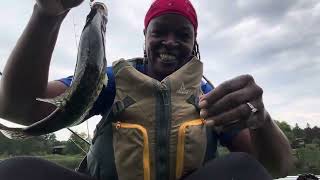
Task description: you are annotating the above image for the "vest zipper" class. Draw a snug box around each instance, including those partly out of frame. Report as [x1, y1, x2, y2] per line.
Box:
[155, 82, 171, 180]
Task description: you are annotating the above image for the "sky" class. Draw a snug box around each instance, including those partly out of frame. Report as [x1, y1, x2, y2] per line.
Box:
[0, 0, 319, 140]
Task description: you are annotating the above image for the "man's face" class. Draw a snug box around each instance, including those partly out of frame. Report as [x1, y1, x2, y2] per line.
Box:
[145, 13, 195, 80]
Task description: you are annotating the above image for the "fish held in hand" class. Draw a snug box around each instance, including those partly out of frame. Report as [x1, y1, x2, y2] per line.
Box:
[0, 3, 108, 139]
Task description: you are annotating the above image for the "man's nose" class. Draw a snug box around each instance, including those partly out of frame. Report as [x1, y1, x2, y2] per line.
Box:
[162, 33, 179, 47]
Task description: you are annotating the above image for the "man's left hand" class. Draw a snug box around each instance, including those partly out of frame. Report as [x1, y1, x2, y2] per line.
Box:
[199, 74, 267, 130]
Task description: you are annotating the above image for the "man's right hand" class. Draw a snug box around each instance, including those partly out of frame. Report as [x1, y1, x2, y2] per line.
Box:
[36, 0, 85, 16]
[0, 0, 89, 125]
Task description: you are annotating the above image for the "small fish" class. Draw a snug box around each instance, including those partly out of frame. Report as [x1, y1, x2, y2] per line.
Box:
[0, 2, 108, 139]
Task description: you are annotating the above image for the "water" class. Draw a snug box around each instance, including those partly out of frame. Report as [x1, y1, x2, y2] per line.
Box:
[276, 176, 319, 180]
[276, 177, 299, 180]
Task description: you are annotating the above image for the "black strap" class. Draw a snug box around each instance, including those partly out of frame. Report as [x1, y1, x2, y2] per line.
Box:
[186, 94, 200, 112]
[112, 96, 136, 116]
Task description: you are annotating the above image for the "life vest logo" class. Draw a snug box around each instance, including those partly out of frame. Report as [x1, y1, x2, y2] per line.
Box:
[177, 82, 190, 95]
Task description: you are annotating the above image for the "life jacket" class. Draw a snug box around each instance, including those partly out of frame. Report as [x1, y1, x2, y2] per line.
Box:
[86, 57, 208, 180]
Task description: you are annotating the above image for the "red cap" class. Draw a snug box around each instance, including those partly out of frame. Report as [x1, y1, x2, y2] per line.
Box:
[144, 0, 198, 32]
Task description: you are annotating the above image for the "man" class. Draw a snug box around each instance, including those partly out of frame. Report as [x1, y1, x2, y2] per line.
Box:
[0, 0, 293, 179]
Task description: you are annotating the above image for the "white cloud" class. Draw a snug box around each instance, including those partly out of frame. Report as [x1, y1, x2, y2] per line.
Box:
[0, 0, 319, 141]
[268, 96, 320, 128]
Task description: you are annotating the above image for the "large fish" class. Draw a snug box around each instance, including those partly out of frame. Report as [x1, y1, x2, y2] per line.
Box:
[0, 2, 108, 139]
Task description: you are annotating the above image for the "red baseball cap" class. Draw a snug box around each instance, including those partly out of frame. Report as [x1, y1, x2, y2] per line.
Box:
[144, 0, 198, 33]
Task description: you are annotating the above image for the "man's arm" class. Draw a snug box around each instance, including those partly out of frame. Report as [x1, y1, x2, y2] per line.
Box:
[199, 74, 293, 178]
[0, 1, 83, 125]
[230, 114, 294, 178]
[250, 114, 293, 178]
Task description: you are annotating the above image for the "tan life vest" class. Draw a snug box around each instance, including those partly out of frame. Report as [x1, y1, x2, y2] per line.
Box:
[110, 57, 207, 180]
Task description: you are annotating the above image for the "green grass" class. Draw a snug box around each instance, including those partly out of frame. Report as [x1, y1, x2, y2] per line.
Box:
[293, 145, 320, 174]
[41, 154, 84, 169]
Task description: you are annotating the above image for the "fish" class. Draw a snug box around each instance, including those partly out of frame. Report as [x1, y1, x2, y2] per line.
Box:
[0, 2, 108, 139]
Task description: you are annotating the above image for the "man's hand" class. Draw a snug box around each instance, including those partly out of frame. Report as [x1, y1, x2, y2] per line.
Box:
[36, 0, 85, 16]
[199, 75, 293, 177]
[199, 74, 267, 130]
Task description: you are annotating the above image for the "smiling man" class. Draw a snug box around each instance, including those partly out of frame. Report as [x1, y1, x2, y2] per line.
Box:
[144, 13, 196, 80]
[0, 0, 292, 180]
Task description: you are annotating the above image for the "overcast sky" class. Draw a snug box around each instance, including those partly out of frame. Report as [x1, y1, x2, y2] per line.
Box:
[0, 0, 319, 140]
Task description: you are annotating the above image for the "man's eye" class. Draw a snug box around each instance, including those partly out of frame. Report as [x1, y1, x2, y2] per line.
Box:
[179, 33, 191, 38]
[151, 31, 163, 37]
[151, 33, 159, 36]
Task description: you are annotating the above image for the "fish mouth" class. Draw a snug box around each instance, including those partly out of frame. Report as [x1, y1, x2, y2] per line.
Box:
[158, 53, 177, 64]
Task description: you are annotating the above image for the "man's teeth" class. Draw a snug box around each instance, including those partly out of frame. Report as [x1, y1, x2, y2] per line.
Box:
[160, 54, 176, 61]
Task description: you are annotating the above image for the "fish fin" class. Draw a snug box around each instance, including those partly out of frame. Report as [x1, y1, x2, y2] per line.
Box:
[36, 96, 66, 108]
[0, 123, 30, 139]
[103, 74, 108, 86]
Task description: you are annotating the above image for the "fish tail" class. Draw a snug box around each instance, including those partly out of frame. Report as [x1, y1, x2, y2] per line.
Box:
[0, 123, 30, 139]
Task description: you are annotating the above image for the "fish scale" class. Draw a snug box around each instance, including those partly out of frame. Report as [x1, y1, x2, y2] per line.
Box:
[0, 2, 109, 139]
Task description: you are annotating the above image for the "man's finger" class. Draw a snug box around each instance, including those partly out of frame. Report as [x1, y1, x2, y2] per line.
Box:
[203, 74, 255, 105]
[206, 119, 248, 132]
[205, 100, 261, 127]
[205, 83, 263, 117]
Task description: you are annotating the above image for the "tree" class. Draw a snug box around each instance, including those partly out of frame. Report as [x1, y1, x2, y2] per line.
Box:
[275, 120, 294, 143]
[304, 124, 313, 144]
[43, 133, 58, 145]
[0, 132, 60, 155]
[292, 123, 304, 139]
[311, 126, 320, 143]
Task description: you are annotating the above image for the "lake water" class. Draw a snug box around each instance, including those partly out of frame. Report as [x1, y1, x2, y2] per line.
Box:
[277, 177, 299, 180]
[276, 176, 319, 180]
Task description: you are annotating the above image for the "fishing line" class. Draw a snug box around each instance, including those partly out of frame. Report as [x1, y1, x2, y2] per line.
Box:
[70, 136, 88, 155]
[72, 14, 79, 49]
[67, 128, 90, 146]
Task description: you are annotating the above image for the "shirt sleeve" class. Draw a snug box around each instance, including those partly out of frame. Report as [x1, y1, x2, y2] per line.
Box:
[57, 76, 73, 87]
[56, 66, 116, 117]
[201, 80, 240, 147]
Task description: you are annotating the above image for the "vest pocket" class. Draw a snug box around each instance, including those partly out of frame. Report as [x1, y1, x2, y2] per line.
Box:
[176, 119, 207, 179]
[112, 122, 150, 180]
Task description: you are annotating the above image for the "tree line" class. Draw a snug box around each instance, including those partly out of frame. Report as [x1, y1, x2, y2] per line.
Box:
[275, 121, 320, 147]
[274, 121, 320, 174]
[0, 132, 89, 156]
[0, 121, 319, 156]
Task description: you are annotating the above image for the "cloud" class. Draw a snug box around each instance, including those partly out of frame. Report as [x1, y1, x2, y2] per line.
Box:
[0, 0, 319, 141]
[268, 96, 320, 128]
[195, 0, 320, 128]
